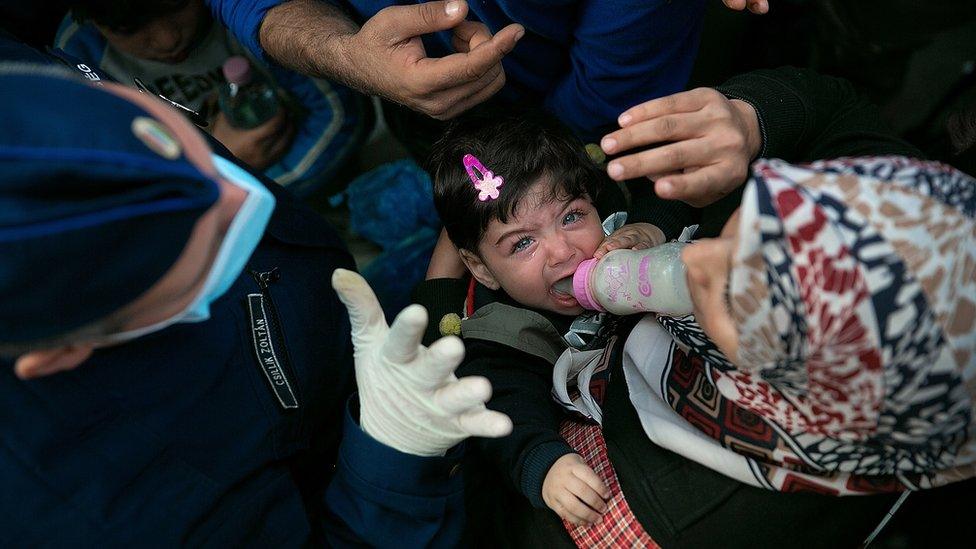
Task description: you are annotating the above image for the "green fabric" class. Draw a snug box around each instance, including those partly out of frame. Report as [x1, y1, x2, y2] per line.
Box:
[461, 302, 567, 365]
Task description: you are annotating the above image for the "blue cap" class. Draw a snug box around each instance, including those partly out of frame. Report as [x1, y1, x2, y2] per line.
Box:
[0, 65, 220, 343]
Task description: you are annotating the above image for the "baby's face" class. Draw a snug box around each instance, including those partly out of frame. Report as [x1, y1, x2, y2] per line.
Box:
[468, 180, 604, 315]
[96, 0, 209, 64]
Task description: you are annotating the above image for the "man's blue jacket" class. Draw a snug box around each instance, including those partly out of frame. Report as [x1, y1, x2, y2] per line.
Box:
[208, 0, 707, 141]
[0, 32, 465, 547]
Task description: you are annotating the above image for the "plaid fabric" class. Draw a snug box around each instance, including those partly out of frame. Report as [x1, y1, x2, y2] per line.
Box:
[559, 420, 660, 548]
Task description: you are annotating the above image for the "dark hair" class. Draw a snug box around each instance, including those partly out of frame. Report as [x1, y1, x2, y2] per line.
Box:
[68, 0, 193, 33]
[428, 110, 606, 253]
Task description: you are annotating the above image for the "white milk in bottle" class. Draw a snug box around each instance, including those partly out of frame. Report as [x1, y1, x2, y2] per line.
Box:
[562, 242, 693, 316]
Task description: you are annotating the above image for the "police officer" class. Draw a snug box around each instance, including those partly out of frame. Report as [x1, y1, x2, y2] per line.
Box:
[0, 56, 510, 546]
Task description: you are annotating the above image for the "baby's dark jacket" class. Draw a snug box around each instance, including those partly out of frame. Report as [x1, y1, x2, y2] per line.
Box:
[415, 279, 578, 508]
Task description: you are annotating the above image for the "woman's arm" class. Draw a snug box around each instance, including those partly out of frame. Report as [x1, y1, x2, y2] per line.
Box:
[715, 67, 923, 162]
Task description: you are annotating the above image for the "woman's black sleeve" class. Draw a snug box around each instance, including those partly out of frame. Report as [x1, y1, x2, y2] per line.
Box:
[716, 66, 925, 161]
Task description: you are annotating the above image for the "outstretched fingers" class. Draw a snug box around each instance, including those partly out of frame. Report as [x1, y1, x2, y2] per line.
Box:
[381, 304, 428, 364]
[607, 138, 711, 181]
[451, 20, 492, 53]
[616, 88, 711, 127]
[602, 112, 706, 155]
[421, 23, 523, 89]
[377, 1, 469, 44]
[457, 407, 513, 438]
[332, 269, 386, 343]
[418, 335, 466, 382]
[434, 375, 491, 414]
[655, 163, 743, 206]
[433, 67, 506, 119]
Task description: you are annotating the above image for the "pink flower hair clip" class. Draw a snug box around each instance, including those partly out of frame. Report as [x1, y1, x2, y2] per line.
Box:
[462, 154, 504, 201]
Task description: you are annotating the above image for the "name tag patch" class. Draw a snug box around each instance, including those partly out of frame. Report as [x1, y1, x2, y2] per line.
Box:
[247, 293, 299, 409]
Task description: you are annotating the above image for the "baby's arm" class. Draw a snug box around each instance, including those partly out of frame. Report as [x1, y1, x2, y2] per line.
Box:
[459, 340, 577, 509]
[593, 222, 666, 259]
[542, 453, 610, 526]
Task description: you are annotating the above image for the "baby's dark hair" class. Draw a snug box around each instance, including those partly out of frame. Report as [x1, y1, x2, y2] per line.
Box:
[429, 110, 605, 253]
[68, 0, 193, 33]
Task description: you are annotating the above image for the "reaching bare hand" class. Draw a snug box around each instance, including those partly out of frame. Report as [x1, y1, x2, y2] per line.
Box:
[335, 1, 523, 119]
[601, 88, 762, 208]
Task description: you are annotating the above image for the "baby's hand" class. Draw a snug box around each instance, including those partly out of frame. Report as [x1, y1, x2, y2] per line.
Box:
[541, 453, 610, 526]
[593, 222, 666, 259]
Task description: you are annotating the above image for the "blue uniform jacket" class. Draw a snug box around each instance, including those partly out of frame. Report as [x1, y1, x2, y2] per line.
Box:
[0, 34, 465, 546]
[207, 0, 707, 141]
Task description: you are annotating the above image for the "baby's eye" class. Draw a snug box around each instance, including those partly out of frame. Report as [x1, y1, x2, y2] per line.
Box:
[512, 236, 533, 253]
[562, 210, 585, 225]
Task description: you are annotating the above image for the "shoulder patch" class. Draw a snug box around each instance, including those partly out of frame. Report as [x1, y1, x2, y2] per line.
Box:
[131, 116, 181, 160]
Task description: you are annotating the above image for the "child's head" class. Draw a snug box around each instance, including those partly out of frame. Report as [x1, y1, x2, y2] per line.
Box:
[69, 0, 209, 64]
[429, 111, 608, 315]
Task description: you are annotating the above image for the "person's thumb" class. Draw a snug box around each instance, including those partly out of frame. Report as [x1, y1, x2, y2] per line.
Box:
[374, 1, 468, 43]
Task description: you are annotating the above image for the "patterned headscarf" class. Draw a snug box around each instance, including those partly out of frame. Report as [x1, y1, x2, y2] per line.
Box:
[659, 156, 976, 492]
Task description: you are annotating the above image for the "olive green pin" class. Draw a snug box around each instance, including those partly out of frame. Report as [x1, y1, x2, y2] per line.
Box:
[585, 143, 606, 166]
[438, 313, 462, 337]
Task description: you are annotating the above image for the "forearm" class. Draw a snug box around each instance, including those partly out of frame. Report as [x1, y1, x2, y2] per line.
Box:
[476, 412, 572, 508]
[716, 67, 923, 161]
[729, 99, 763, 161]
[325, 399, 465, 547]
[207, 0, 285, 61]
[460, 349, 572, 505]
[512, 435, 574, 508]
[257, 0, 365, 89]
[427, 228, 467, 280]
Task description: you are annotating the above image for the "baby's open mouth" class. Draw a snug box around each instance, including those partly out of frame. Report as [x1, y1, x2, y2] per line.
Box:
[551, 276, 574, 296]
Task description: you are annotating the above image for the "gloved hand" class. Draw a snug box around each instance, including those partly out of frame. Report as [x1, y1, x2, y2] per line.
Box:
[332, 269, 513, 456]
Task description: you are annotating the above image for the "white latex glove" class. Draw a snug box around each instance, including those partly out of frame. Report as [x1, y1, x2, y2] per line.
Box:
[332, 269, 513, 456]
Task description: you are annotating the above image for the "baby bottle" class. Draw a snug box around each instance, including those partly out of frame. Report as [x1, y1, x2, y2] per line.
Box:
[218, 56, 281, 129]
[562, 242, 694, 317]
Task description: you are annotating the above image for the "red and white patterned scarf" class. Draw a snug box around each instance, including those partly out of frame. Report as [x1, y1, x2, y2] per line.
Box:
[636, 156, 976, 494]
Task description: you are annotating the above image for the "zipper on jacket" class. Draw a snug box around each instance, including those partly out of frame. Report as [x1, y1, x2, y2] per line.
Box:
[247, 267, 301, 409]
